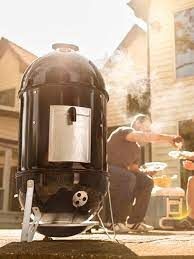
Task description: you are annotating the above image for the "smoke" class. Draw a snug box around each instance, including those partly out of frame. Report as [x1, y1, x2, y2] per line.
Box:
[104, 49, 148, 92]
[103, 48, 189, 134]
[103, 47, 194, 132]
[103, 48, 150, 120]
[103, 49, 134, 93]
[150, 122, 165, 134]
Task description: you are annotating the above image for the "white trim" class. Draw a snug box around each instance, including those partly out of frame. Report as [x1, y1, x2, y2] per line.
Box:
[0, 105, 19, 112]
[173, 3, 194, 14]
[2, 148, 12, 211]
[0, 104, 18, 112]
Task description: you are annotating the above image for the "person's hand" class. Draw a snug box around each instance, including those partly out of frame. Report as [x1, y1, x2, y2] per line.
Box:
[170, 135, 184, 149]
[183, 160, 194, 171]
[128, 164, 139, 173]
[145, 171, 157, 177]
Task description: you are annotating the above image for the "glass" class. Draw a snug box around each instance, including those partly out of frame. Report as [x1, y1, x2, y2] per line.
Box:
[0, 190, 3, 210]
[175, 8, 194, 78]
[9, 166, 20, 211]
[0, 88, 15, 107]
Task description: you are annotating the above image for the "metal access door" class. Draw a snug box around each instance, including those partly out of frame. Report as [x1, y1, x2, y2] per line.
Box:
[48, 105, 91, 163]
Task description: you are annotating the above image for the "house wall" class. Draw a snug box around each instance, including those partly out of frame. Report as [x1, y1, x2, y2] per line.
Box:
[0, 48, 22, 112]
[149, 0, 194, 184]
[0, 116, 18, 141]
[0, 48, 22, 142]
[0, 47, 24, 226]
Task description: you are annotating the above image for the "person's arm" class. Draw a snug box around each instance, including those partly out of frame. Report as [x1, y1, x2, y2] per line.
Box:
[187, 156, 194, 160]
[125, 131, 183, 147]
[183, 160, 194, 171]
[184, 152, 194, 161]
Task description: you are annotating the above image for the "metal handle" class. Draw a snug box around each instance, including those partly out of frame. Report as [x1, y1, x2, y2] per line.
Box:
[68, 107, 77, 123]
[52, 43, 79, 52]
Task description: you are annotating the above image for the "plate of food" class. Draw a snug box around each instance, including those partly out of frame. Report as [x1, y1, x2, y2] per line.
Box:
[168, 150, 194, 160]
[140, 162, 167, 173]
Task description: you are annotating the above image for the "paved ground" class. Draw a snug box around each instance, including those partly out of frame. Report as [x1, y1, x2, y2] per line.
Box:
[0, 229, 194, 258]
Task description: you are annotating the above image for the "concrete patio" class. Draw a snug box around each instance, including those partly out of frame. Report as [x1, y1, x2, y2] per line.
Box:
[0, 229, 194, 258]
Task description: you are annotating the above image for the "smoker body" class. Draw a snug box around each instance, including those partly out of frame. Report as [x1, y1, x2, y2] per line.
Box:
[16, 45, 109, 237]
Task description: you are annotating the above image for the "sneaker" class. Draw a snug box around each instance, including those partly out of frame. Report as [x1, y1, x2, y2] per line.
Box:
[127, 222, 154, 232]
[90, 226, 114, 234]
[175, 217, 194, 230]
[109, 223, 130, 234]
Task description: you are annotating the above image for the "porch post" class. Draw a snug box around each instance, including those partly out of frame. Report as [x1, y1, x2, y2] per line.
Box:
[3, 148, 12, 212]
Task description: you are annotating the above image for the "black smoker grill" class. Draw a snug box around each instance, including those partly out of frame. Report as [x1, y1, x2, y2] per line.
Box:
[16, 44, 109, 239]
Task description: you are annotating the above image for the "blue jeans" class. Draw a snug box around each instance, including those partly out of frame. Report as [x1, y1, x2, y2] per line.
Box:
[108, 165, 154, 224]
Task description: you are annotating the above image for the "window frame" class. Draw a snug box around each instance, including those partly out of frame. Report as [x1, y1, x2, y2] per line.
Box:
[0, 148, 14, 212]
[172, 4, 194, 82]
[0, 87, 18, 112]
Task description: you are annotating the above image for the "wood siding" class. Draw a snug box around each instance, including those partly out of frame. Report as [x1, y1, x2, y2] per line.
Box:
[103, 0, 194, 186]
[0, 48, 22, 112]
[0, 116, 18, 141]
[149, 0, 194, 184]
[0, 47, 22, 142]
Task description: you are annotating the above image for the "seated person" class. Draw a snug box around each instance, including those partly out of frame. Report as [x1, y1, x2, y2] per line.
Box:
[176, 157, 194, 230]
[107, 114, 183, 233]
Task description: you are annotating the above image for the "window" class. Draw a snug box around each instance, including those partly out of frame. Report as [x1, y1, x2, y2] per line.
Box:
[0, 150, 4, 210]
[0, 167, 3, 188]
[9, 166, 20, 211]
[127, 91, 150, 116]
[175, 8, 194, 78]
[0, 168, 3, 210]
[0, 190, 3, 210]
[0, 88, 16, 107]
[127, 77, 151, 116]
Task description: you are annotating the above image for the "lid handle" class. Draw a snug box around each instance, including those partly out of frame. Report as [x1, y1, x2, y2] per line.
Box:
[52, 43, 79, 52]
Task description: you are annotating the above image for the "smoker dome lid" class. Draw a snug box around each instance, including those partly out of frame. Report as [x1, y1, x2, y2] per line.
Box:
[20, 48, 108, 98]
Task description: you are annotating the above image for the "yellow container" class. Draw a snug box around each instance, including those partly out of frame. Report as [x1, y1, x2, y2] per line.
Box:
[153, 175, 172, 187]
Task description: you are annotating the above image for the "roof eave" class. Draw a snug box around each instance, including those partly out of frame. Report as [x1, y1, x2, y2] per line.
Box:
[127, 0, 150, 21]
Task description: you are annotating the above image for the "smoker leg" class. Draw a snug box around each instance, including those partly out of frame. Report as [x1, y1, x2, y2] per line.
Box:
[27, 207, 41, 242]
[21, 180, 41, 242]
[43, 236, 53, 241]
[21, 180, 34, 241]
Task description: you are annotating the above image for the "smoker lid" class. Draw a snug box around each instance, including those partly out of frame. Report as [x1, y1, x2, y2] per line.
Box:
[20, 45, 108, 98]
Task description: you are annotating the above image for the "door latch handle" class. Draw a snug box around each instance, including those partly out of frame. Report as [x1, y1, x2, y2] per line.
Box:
[68, 107, 77, 123]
